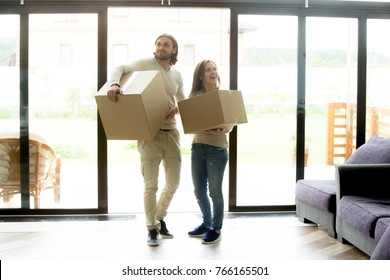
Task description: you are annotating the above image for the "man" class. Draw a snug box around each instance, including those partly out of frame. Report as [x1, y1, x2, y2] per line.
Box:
[107, 34, 185, 246]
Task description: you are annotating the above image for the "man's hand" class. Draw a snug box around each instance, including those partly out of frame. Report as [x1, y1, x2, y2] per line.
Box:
[166, 106, 178, 120]
[107, 85, 122, 102]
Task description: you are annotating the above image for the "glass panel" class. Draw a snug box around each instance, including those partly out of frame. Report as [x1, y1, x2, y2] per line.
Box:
[28, 14, 98, 209]
[306, 17, 358, 179]
[0, 15, 20, 209]
[237, 15, 297, 206]
[107, 7, 230, 213]
[367, 19, 390, 139]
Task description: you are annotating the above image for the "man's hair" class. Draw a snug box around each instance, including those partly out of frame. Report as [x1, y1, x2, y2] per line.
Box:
[154, 33, 179, 65]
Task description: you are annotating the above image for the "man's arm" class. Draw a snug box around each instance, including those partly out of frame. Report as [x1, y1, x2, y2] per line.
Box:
[106, 65, 129, 102]
[107, 60, 149, 102]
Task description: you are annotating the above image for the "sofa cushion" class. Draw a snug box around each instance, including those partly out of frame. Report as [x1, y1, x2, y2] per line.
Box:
[371, 225, 390, 260]
[338, 196, 390, 238]
[346, 134, 390, 164]
[375, 217, 390, 240]
[295, 180, 336, 212]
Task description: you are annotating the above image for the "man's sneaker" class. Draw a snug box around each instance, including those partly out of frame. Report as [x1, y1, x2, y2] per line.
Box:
[147, 229, 159, 246]
[159, 220, 174, 239]
[202, 229, 221, 244]
[188, 224, 210, 237]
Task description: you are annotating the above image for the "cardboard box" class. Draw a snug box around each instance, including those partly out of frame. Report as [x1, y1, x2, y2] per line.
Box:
[178, 90, 247, 134]
[95, 70, 168, 140]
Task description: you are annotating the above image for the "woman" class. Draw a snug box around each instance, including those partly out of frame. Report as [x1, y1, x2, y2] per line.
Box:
[187, 60, 233, 244]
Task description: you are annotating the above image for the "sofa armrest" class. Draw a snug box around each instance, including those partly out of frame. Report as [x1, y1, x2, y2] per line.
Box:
[335, 164, 390, 201]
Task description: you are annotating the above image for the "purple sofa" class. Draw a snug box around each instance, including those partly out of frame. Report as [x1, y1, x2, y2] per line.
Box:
[295, 179, 337, 237]
[296, 134, 390, 258]
[336, 164, 390, 257]
[371, 224, 390, 260]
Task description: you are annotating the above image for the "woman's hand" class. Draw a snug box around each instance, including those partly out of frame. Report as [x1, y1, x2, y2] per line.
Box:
[203, 127, 228, 135]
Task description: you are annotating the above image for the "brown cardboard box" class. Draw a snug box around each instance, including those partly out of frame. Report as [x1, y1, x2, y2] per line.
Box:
[95, 70, 168, 140]
[178, 90, 247, 134]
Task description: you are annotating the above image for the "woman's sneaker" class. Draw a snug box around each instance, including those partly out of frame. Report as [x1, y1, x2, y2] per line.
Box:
[188, 224, 209, 237]
[202, 229, 221, 244]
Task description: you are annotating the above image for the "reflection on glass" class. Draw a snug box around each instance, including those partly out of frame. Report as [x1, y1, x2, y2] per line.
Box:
[28, 14, 98, 209]
[107, 8, 230, 213]
[367, 19, 390, 140]
[305, 17, 358, 179]
[0, 15, 20, 209]
[237, 15, 297, 206]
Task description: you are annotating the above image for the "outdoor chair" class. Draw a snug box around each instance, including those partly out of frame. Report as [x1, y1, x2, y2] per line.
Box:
[0, 134, 61, 208]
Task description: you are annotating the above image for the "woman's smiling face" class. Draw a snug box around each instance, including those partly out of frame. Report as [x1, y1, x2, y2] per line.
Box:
[202, 61, 218, 88]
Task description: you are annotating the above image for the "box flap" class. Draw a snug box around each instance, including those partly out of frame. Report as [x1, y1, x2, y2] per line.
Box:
[219, 90, 248, 124]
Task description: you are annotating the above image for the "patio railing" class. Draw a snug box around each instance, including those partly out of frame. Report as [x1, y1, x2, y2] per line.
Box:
[327, 102, 390, 165]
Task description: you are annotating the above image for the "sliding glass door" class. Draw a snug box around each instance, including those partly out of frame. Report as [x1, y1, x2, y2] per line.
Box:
[1, 2, 388, 214]
[305, 17, 357, 177]
[367, 19, 390, 139]
[235, 14, 358, 208]
[236, 15, 298, 207]
[106, 7, 230, 213]
[0, 15, 20, 208]
[0, 13, 99, 209]
[28, 14, 99, 209]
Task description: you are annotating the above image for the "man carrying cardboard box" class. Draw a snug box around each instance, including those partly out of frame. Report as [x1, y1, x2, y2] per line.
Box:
[107, 34, 185, 246]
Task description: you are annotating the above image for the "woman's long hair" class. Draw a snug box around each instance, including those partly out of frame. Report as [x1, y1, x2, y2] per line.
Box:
[189, 60, 220, 97]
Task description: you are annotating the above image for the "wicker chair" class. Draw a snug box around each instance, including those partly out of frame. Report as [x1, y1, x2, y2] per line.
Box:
[0, 136, 61, 208]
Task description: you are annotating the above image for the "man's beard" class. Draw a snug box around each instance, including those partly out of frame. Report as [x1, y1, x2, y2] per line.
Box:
[154, 52, 171, 61]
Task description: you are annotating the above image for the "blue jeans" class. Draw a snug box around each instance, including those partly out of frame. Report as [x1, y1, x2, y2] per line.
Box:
[191, 143, 228, 230]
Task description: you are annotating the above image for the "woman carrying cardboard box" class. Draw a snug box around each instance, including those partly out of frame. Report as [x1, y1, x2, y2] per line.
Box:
[187, 60, 233, 244]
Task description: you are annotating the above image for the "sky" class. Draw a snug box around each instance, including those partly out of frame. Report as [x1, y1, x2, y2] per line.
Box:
[1, 12, 390, 56]
[240, 14, 390, 55]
